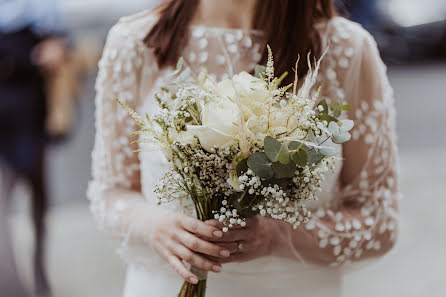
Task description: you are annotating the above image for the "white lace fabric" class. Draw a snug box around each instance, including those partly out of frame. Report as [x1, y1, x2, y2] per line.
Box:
[87, 10, 400, 271]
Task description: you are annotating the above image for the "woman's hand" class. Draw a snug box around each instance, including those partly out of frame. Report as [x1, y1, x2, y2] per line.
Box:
[151, 212, 231, 284]
[204, 216, 276, 264]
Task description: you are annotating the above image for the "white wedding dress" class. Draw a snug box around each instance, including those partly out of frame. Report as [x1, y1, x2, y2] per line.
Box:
[87, 10, 401, 297]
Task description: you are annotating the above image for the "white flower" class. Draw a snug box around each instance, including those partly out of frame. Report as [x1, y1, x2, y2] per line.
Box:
[215, 72, 270, 118]
[186, 98, 239, 152]
[177, 131, 198, 146]
[226, 172, 243, 192]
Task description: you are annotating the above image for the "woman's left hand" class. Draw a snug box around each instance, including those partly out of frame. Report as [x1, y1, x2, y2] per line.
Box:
[204, 216, 275, 264]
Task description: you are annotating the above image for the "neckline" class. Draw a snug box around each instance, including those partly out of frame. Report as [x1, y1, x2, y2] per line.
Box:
[189, 24, 264, 36]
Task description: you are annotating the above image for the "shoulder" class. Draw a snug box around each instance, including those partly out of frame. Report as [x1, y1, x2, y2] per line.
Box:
[104, 9, 159, 53]
[315, 17, 385, 102]
[322, 16, 375, 44]
[319, 16, 378, 58]
[98, 9, 160, 78]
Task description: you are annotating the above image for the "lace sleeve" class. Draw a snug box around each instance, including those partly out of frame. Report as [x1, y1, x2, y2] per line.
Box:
[87, 19, 164, 246]
[270, 21, 401, 267]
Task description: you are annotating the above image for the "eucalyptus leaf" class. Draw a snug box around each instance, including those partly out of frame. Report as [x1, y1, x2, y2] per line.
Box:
[308, 130, 318, 144]
[288, 141, 299, 151]
[272, 160, 296, 178]
[291, 148, 308, 167]
[328, 121, 339, 135]
[264, 136, 281, 162]
[328, 120, 353, 144]
[238, 191, 256, 208]
[307, 149, 324, 165]
[236, 158, 249, 176]
[247, 152, 274, 179]
[339, 119, 354, 133]
[288, 141, 303, 151]
[278, 143, 291, 164]
[330, 102, 342, 117]
[318, 99, 329, 115]
[318, 114, 338, 123]
[332, 132, 351, 144]
[262, 178, 290, 190]
[233, 191, 261, 217]
[241, 207, 260, 218]
[319, 137, 340, 156]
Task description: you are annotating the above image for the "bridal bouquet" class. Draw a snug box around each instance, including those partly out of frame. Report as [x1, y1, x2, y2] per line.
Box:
[118, 47, 353, 297]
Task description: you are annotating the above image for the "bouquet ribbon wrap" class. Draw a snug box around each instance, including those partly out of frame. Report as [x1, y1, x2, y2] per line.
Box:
[190, 266, 208, 281]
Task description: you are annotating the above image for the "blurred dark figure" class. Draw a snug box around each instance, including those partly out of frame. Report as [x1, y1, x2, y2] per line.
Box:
[338, 0, 446, 62]
[0, 0, 66, 296]
[338, 0, 378, 29]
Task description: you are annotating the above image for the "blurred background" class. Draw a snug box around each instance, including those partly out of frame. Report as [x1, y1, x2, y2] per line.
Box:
[1, 0, 445, 296]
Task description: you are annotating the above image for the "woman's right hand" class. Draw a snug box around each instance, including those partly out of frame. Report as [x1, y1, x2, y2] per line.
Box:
[151, 212, 231, 284]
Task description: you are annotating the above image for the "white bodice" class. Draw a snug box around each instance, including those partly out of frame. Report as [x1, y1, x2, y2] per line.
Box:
[88, 9, 401, 297]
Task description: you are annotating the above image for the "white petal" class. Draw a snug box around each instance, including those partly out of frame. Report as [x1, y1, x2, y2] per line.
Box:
[340, 120, 354, 132]
[186, 125, 234, 152]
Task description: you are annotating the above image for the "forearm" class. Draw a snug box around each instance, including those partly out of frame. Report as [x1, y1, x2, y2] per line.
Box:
[87, 184, 168, 247]
[270, 199, 399, 266]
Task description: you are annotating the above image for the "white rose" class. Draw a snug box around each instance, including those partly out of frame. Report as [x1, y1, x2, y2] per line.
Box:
[186, 99, 239, 152]
[215, 72, 270, 118]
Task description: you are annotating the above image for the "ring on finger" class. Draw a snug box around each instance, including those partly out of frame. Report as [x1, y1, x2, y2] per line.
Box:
[236, 241, 243, 253]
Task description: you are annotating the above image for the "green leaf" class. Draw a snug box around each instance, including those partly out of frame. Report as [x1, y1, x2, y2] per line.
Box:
[272, 160, 296, 178]
[318, 99, 329, 114]
[332, 132, 351, 144]
[341, 104, 353, 111]
[254, 65, 266, 78]
[278, 143, 291, 164]
[236, 158, 249, 176]
[262, 178, 290, 190]
[318, 114, 338, 123]
[241, 207, 260, 218]
[288, 141, 307, 151]
[232, 191, 261, 218]
[237, 190, 254, 208]
[264, 136, 281, 162]
[291, 148, 308, 167]
[319, 138, 340, 156]
[247, 152, 274, 179]
[308, 149, 324, 165]
[330, 102, 342, 117]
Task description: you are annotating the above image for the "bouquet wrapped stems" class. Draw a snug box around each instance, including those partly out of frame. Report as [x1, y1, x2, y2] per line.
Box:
[178, 267, 208, 297]
[176, 188, 213, 297]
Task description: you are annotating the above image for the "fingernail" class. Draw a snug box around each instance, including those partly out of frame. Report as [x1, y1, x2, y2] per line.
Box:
[213, 230, 223, 238]
[212, 265, 221, 272]
[219, 250, 230, 257]
[189, 277, 198, 284]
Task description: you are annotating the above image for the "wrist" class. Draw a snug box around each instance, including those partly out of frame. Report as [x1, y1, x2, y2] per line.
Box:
[264, 217, 279, 256]
[267, 218, 287, 257]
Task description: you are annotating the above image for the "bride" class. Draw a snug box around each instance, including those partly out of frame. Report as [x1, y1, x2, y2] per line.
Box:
[88, 0, 400, 296]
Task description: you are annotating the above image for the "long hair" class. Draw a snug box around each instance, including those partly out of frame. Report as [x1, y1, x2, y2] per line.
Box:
[144, 0, 337, 84]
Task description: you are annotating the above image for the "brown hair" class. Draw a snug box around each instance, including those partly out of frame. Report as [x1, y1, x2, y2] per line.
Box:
[144, 0, 337, 84]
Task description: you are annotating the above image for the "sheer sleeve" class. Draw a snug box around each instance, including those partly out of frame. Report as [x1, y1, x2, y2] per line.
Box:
[87, 17, 167, 249]
[270, 20, 401, 267]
